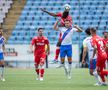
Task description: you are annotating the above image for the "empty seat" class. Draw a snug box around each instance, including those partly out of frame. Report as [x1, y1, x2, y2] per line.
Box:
[8, 0, 108, 44]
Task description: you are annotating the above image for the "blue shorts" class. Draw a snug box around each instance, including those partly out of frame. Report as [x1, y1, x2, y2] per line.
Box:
[60, 45, 72, 58]
[89, 59, 96, 69]
[0, 53, 4, 61]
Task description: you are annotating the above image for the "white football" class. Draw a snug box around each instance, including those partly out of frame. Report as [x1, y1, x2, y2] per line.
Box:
[65, 6, 70, 10]
[64, 4, 71, 11]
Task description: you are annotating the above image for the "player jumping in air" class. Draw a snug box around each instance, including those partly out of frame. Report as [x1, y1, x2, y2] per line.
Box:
[53, 18, 83, 79]
[30, 27, 50, 81]
[0, 28, 6, 82]
[41, 4, 72, 64]
[90, 28, 108, 86]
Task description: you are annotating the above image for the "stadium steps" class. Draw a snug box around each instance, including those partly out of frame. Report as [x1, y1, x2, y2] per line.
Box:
[1, 0, 26, 42]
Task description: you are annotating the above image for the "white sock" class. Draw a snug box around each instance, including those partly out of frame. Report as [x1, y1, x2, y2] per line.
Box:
[62, 64, 68, 75]
[0, 66, 4, 78]
[1, 67, 4, 79]
[62, 64, 66, 70]
[93, 70, 102, 83]
[68, 64, 72, 75]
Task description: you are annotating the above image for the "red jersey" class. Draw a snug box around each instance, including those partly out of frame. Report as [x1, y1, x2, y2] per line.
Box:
[91, 35, 107, 57]
[56, 12, 72, 26]
[31, 36, 49, 55]
[103, 38, 108, 55]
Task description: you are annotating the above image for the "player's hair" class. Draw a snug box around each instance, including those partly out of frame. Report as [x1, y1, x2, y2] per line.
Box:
[90, 27, 96, 33]
[85, 28, 91, 35]
[38, 27, 44, 31]
[103, 31, 108, 34]
[62, 11, 69, 18]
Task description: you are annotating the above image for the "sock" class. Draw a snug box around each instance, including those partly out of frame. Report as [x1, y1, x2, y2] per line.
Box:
[61, 62, 64, 64]
[1, 65, 4, 78]
[54, 48, 60, 60]
[100, 70, 108, 82]
[40, 69, 44, 77]
[36, 69, 39, 75]
[68, 62, 72, 75]
[93, 71, 102, 83]
[101, 70, 108, 75]
[100, 73, 105, 82]
[62, 63, 68, 75]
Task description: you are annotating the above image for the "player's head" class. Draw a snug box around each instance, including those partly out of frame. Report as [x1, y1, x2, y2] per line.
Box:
[0, 28, 3, 36]
[64, 19, 71, 28]
[85, 28, 91, 36]
[62, 4, 71, 18]
[103, 31, 108, 39]
[90, 27, 97, 35]
[37, 27, 44, 37]
[62, 11, 69, 18]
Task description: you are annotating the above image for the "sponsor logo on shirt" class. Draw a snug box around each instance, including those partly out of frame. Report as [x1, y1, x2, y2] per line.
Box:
[37, 43, 45, 45]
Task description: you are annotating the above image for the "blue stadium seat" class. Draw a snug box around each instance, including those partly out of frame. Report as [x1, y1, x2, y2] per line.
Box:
[8, 0, 108, 45]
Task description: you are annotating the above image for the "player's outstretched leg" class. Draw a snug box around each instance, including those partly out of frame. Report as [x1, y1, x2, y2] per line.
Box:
[100, 70, 108, 86]
[34, 63, 39, 80]
[35, 68, 39, 80]
[63, 64, 68, 77]
[0, 63, 5, 82]
[56, 62, 64, 68]
[67, 62, 72, 80]
[39, 64, 45, 81]
[93, 70, 102, 86]
[50, 47, 60, 64]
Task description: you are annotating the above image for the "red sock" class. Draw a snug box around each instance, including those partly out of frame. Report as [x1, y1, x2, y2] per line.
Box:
[36, 69, 39, 75]
[101, 70, 108, 75]
[100, 73, 105, 82]
[100, 70, 108, 82]
[54, 48, 60, 60]
[40, 69, 44, 77]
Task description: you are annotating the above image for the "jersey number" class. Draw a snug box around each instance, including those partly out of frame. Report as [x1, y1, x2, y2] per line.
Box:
[98, 41, 104, 52]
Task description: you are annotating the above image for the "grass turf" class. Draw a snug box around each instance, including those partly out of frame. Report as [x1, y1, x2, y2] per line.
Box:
[0, 68, 108, 90]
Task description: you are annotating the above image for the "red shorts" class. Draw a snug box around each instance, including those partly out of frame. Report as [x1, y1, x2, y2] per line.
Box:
[34, 53, 46, 67]
[96, 54, 107, 72]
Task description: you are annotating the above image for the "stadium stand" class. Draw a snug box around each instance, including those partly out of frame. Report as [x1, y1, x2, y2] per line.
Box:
[0, 0, 13, 24]
[1, 0, 26, 41]
[2, 0, 108, 45]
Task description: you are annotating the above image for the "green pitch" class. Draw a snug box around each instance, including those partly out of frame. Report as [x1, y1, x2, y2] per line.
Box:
[0, 68, 108, 90]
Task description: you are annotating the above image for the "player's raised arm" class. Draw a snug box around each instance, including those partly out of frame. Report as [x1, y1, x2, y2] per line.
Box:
[74, 25, 83, 32]
[53, 20, 59, 31]
[41, 8, 57, 17]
